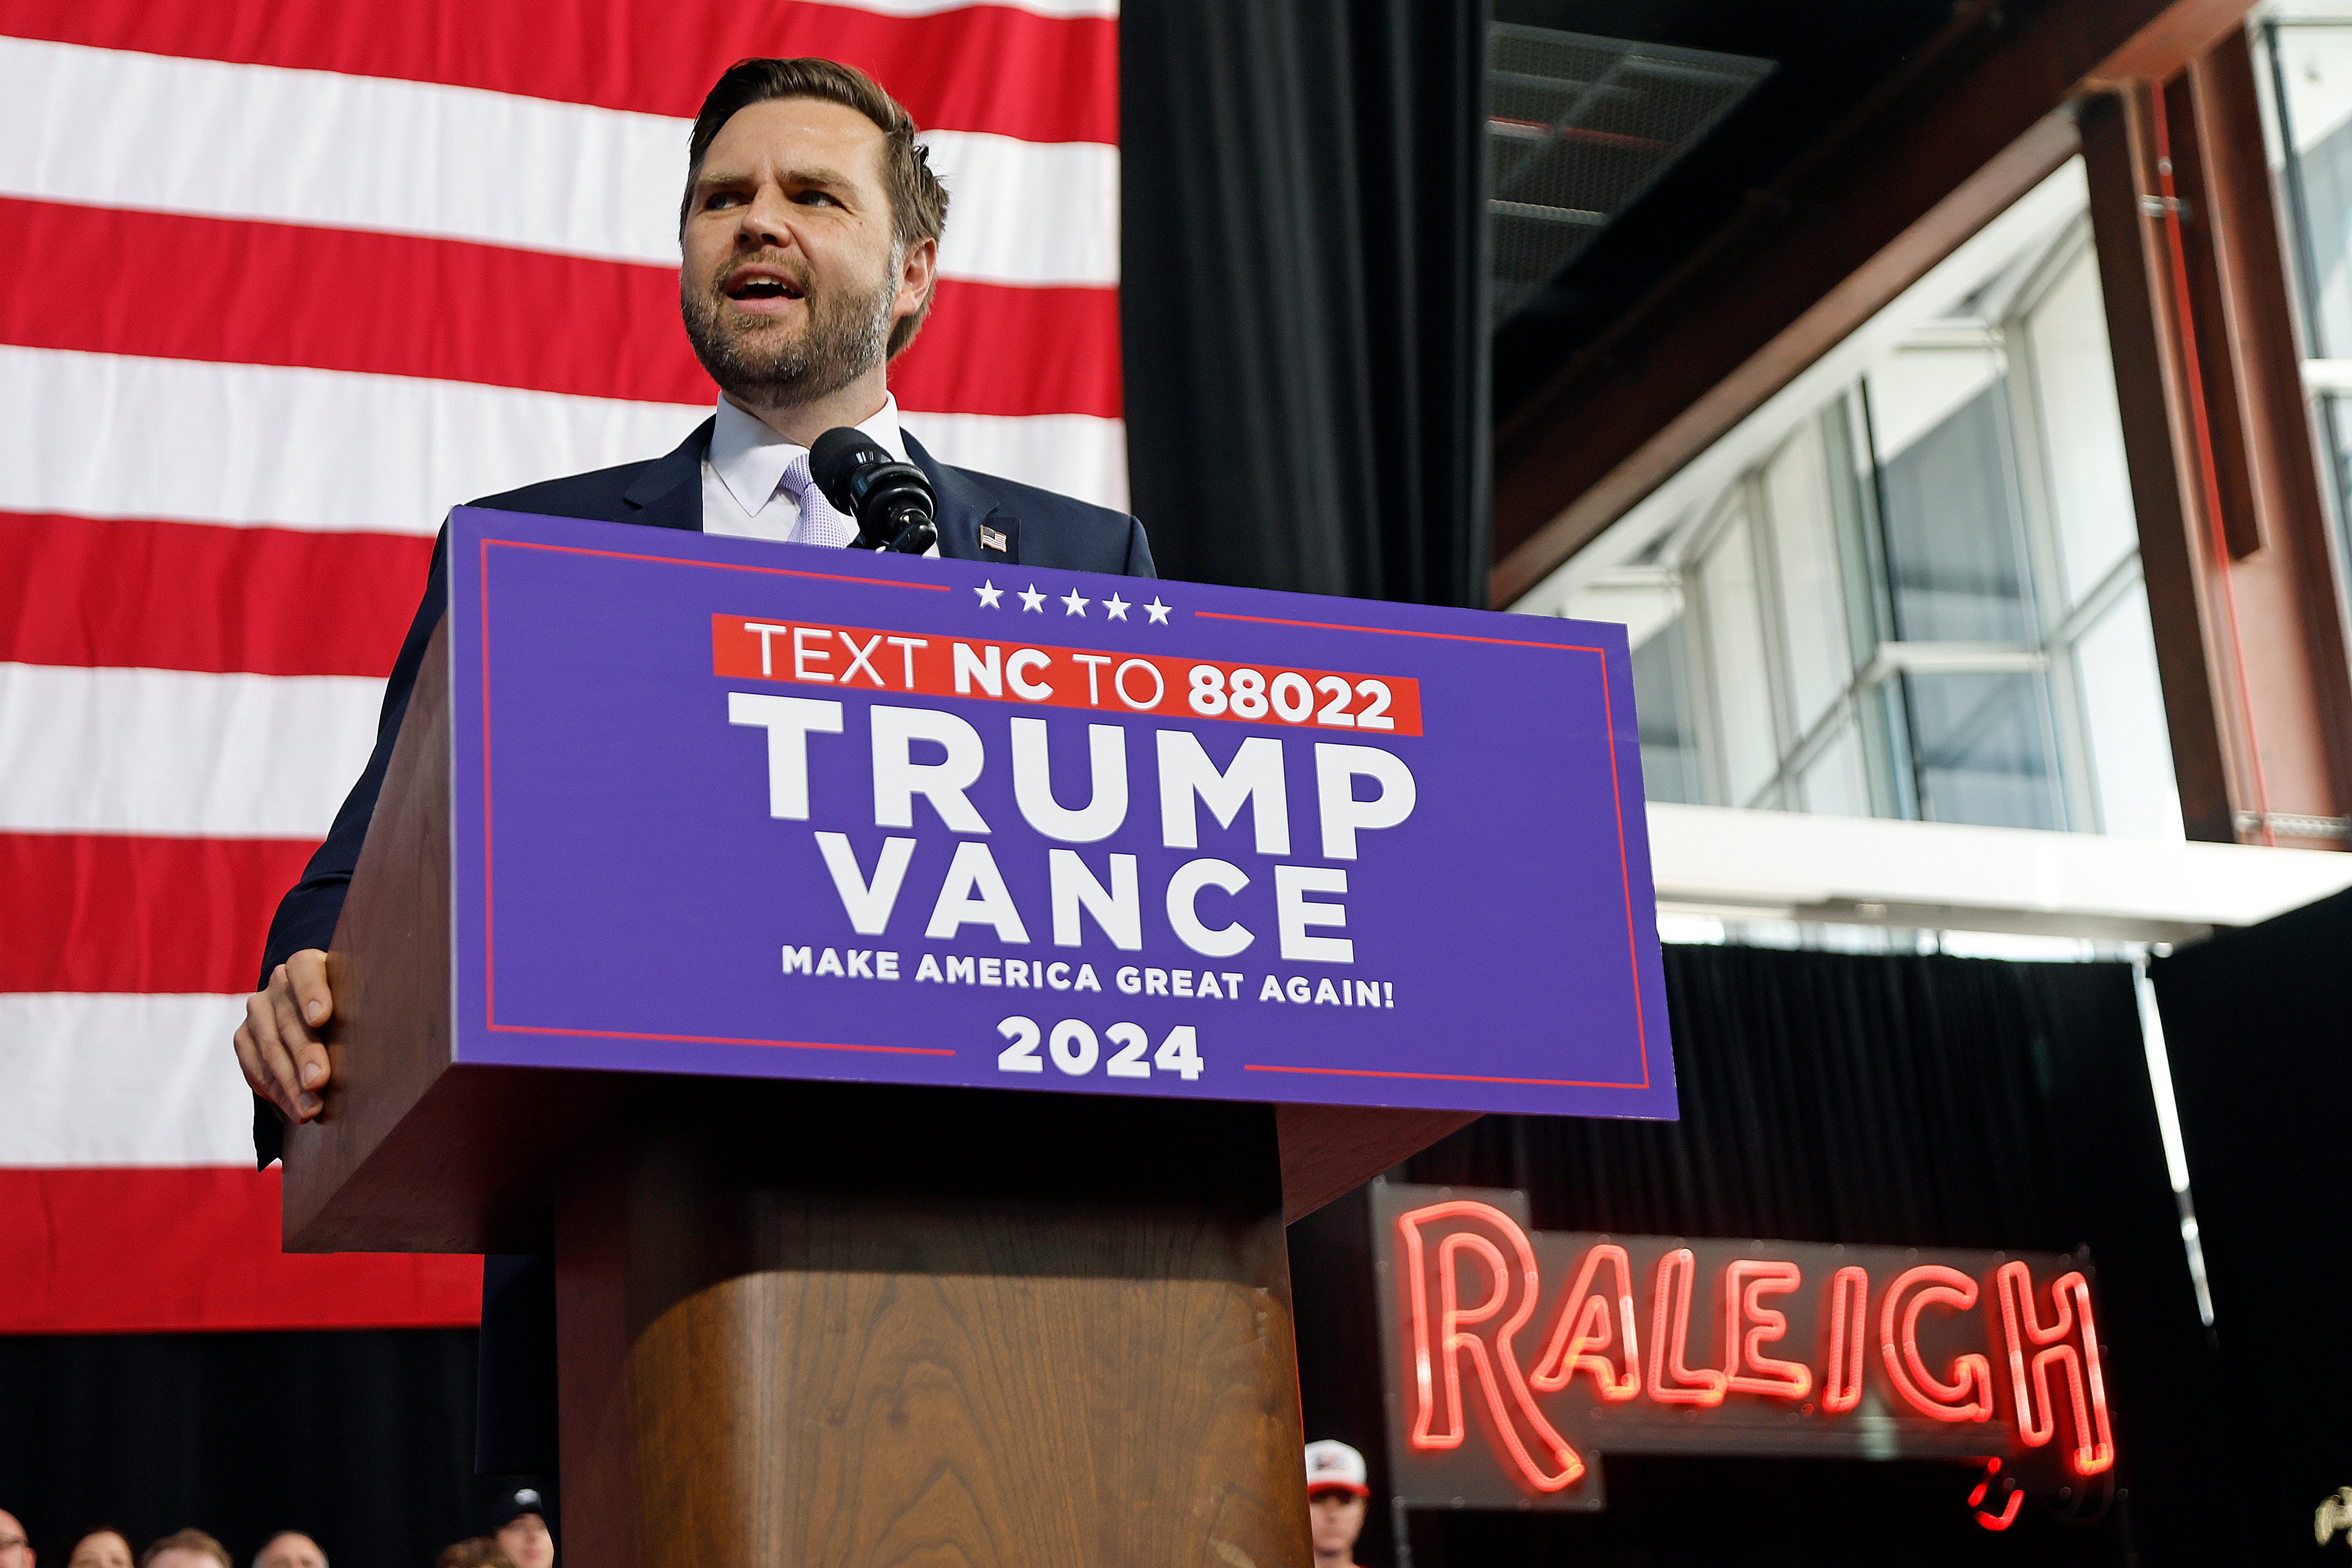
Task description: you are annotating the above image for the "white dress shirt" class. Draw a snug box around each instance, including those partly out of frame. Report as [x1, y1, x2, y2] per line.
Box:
[699, 394, 914, 544]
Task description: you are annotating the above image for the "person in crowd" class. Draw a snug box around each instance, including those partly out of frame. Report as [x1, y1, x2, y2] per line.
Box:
[250, 1537, 323, 1568]
[1304, 1439, 1371, 1568]
[0, 1509, 33, 1568]
[487, 1491, 551, 1568]
[65, 1531, 130, 1568]
[138, 1533, 229, 1568]
[432, 1540, 510, 1568]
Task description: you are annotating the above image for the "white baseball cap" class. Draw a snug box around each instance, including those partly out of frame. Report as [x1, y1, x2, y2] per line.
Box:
[1304, 1439, 1370, 1497]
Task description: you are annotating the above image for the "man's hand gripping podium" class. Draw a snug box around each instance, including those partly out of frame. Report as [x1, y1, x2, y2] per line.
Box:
[237, 949, 333, 1127]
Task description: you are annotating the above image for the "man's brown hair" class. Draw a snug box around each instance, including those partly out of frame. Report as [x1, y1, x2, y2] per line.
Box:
[138, 1532, 229, 1568]
[681, 57, 951, 360]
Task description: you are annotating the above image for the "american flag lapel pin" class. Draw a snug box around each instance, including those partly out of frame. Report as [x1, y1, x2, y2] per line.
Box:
[980, 525, 1009, 553]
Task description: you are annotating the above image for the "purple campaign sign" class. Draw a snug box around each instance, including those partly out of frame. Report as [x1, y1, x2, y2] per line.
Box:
[444, 505, 1674, 1120]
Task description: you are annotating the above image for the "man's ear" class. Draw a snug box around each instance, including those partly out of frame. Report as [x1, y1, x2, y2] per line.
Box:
[895, 236, 938, 322]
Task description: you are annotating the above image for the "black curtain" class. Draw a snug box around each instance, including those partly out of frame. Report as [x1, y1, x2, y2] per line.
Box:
[1290, 942, 2227, 1567]
[0, 1328, 540, 1568]
[1119, 0, 1490, 605]
[2152, 887, 2352, 1564]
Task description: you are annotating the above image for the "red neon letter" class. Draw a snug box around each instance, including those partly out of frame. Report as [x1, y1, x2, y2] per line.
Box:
[1879, 1265, 1992, 1422]
[1969, 1458, 2023, 1531]
[1723, 1260, 1811, 1399]
[1645, 1248, 1729, 1406]
[1529, 1243, 1640, 1400]
[1996, 1262, 2115, 1476]
[1396, 1201, 1584, 1490]
[1821, 1265, 1869, 1413]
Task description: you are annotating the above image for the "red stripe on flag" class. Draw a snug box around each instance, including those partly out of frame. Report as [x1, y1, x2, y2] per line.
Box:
[0, 1167, 482, 1333]
[0, 511, 431, 678]
[895, 280, 1123, 421]
[4, 0, 1117, 147]
[0, 834, 318, 994]
[0, 199, 1120, 419]
[0, 199, 709, 407]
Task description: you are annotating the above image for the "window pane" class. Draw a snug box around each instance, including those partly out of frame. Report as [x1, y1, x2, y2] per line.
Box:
[1695, 509, 1778, 805]
[1762, 423, 1851, 734]
[2273, 29, 2352, 580]
[1861, 680, 1919, 821]
[2072, 582, 2185, 839]
[2274, 23, 2352, 358]
[2026, 246, 2138, 606]
[2327, 395, 2352, 519]
[1904, 670, 2060, 829]
[1874, 377, 2037, 643]
[1799, 723, 1868, 818]
[1867, 341, 2003, 463]
[1631, 618, 1704, 805]
[1821, 393, 1889, 668]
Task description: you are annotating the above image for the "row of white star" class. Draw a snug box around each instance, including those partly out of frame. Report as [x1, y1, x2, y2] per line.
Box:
[973, 580, 1172, 623]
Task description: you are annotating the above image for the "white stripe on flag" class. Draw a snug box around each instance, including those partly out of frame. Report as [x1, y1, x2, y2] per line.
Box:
[0, 38, 1120, 287]
[0, 346, 707, 535]
[900, 410, 1130, 512]
[0, 994, 257, 1167]
[0, 663, 384, 838]
[0, 348, 1130, 530]
[922, 133, 1121, 288]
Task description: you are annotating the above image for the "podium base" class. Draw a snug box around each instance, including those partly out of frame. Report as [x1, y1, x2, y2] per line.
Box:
[554, 1079, 1311, 1568]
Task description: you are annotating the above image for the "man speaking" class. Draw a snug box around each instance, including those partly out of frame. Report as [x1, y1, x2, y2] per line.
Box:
[234, 55, 1154, 1147]
[228, 58, 1155, 1465]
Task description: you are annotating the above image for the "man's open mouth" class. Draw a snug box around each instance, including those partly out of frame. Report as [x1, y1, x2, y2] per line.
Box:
[726, 269, 805, 303]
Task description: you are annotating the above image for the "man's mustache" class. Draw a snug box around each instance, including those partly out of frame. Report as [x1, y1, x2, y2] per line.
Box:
[710, 251, 815, 299]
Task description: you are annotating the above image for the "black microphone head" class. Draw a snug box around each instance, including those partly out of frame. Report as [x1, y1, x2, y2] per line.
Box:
[809, 426, 890, 515]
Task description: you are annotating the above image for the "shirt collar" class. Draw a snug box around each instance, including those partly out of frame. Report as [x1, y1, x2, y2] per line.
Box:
[707, 393, 906, 518]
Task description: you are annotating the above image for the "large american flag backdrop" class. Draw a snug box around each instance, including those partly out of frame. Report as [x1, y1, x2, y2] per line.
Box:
[0, 0, 1119, 1334]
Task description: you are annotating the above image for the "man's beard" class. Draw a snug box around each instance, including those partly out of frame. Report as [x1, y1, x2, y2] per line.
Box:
[681, 249, 897, 411]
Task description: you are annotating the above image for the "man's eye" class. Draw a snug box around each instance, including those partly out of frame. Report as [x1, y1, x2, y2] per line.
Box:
[794, 190, 840, 207]
[704, 192, 745, 210]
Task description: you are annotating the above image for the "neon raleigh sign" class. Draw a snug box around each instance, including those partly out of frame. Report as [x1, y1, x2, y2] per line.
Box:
[1371, 1184, 2114, 1530]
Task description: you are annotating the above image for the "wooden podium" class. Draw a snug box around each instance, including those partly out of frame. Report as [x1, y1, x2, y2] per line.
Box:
[282, 619, 1477, 1568]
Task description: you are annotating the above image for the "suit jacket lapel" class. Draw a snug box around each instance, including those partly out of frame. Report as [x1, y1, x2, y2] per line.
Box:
[622, 417, 713, 531]
[906, 431, 1019, 564]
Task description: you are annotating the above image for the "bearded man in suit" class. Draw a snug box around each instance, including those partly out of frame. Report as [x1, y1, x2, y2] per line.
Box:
[230, 55, 1154, 1469]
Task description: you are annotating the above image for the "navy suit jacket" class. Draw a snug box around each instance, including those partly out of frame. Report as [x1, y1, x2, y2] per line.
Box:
[252, 420, 1154, 1164]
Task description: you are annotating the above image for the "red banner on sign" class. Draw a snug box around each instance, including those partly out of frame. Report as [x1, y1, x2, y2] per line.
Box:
[711, 613, 1425, 736]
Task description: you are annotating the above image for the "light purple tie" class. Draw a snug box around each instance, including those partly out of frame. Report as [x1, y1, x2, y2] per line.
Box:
[782, 450, 859, 549]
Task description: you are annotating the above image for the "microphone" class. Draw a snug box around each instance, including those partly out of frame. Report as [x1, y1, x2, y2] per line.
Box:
[810, 427, 937, 554]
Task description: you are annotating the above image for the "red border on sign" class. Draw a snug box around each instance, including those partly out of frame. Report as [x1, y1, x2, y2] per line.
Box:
[471, 540, 1652, 1093]
[1242, 1063, 1645, 1089]
[489, 1021, 953, 1056]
